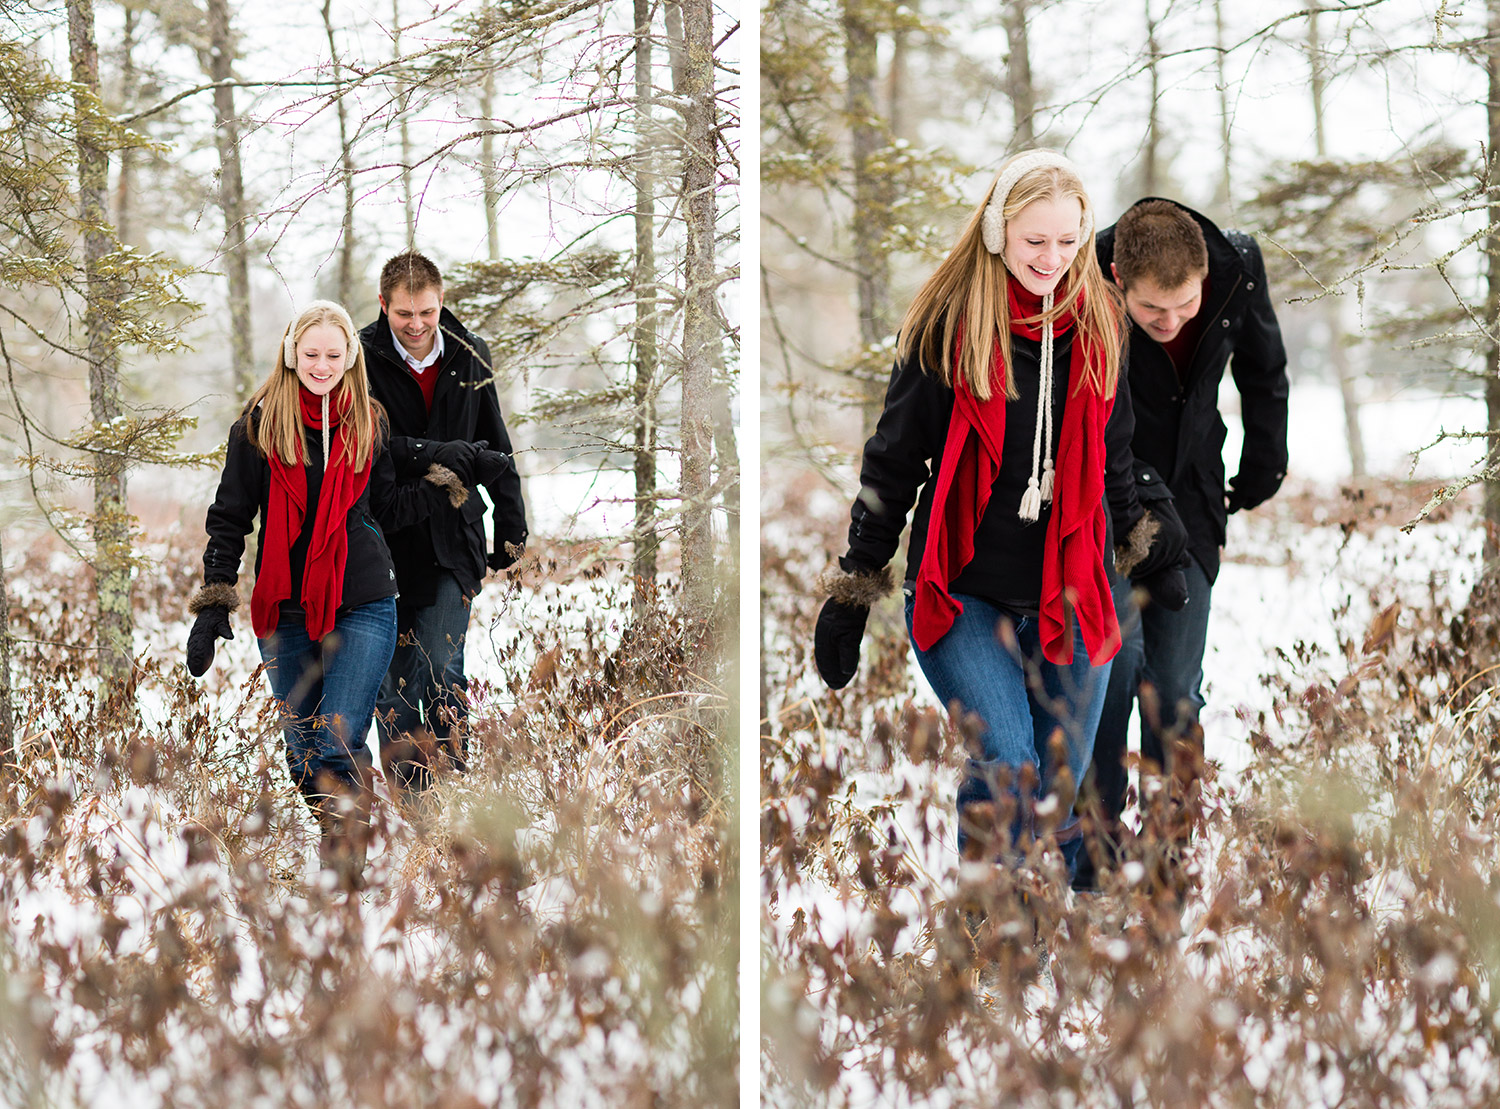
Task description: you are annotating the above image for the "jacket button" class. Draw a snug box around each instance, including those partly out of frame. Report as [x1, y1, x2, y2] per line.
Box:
[1221, 319, 1229, 327]
[1247, 282, 1255, 290]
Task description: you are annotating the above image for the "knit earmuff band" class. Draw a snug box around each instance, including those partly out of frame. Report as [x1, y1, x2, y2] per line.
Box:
[980, 150, 1094, 255]
[282, 299, 358, 369]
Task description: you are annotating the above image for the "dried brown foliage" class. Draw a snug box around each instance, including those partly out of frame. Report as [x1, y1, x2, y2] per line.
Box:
[1, 528, 736, 1106]
[763, 473, 1500, 1107]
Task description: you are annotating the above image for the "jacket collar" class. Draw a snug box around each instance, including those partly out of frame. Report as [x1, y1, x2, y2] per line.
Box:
[362, 305, 474, 369]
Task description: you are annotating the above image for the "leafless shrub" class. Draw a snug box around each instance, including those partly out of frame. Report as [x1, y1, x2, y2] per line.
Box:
[763, 473, 1500, 1107]
[1, 528, 735, 1106]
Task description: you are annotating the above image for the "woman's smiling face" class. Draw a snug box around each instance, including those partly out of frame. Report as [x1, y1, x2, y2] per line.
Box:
[294, 323, 349, 396]
[1002, 195, 1084, 297]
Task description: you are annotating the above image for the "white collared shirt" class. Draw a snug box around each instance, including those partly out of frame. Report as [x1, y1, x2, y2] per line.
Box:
[390, 322, 445, 374]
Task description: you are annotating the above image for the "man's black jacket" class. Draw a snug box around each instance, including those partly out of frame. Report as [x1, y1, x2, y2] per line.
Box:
[1097, 199, 1289, 583]
[361, 306, 528, 605]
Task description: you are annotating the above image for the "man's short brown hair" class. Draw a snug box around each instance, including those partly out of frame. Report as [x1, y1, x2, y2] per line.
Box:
[379, 249, 444, 302]
[1113, 200, 1209, 291]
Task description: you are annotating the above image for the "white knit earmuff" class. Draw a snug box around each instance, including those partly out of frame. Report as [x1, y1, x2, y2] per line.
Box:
[283, 299, 358, 369]
[980, 150, 1093, 255]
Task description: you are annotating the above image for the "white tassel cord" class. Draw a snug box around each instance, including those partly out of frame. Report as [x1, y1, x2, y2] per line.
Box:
[1019, 292, 1056, 523]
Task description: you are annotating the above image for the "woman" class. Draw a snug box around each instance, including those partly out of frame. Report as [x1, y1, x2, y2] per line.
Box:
[184, 300, 488, 885]
[814, 150, 1178, 878]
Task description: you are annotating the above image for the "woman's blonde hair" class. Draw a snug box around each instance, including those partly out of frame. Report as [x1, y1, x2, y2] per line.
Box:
[243, 302, 381, 470]
[896, 152, 1123, 402]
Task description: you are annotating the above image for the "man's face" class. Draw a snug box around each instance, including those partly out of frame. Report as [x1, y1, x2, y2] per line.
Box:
[1116, 268, 1205, 344]
[381, 285, 443, 359]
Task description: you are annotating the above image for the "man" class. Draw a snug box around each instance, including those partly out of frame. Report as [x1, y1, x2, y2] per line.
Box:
[1077, 198, 1289, 890]
[361, 249, 528, 804]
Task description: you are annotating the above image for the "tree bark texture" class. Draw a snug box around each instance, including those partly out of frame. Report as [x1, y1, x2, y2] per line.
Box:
[1213, 0, 1232, 210]
[1002, 1, 1036, 148]
[481, 49, 501, 261]
[68, 0, 134, 687]
[1143, 0, 1160, 195]
[632, 0, 660, 602]
[323, 0, 357, 304]
[1486, 0, 1500, 561]
[844, 0, 892, 431]
[394, 0, 416, 248]
[1306, 5, 1365, 479]
[0, 526, 13, 771]
[673, 0, 718, 628]
[205, 0, 255, 401]
[844, 0, 889, 349]
[114, 8, 137, 247]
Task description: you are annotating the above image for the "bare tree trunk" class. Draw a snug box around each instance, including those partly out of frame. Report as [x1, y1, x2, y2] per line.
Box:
[114, 7, 137, 247]
[887, 0, 912, 142]
[0, 527, 12, 772]
[844, 0, 891, 430]
[711, 351, 739, 576]
[632, 0, 660, 607]
[1486, 0, 1500, 562]
[205, 0, 255, 400]
[673, 0, 718, 628]
[393, 0, 415, 247]
[323, 0, 357, 303]
[1002, 0, 1036, 147]
[1307, 5, 1365, 479]
[1143, 0, 1161, 195]
[1213, 0, 1233, 211]
[480, 44, 501, 261]
[68, 0, 133, 689]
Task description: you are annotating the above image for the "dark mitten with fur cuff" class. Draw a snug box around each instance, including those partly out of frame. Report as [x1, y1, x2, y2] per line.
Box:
[186, 582, 239, 677]
[813, 562, 894, 690]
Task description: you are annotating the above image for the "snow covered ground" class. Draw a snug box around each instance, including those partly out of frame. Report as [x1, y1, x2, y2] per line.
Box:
[761, 378, 1498, 1106]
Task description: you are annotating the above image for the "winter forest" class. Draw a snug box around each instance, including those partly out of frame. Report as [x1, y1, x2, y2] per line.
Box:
[762, 0, 1500, 1106]
[1, 0, 739, 1104]
[10, 0, 1500, 1103]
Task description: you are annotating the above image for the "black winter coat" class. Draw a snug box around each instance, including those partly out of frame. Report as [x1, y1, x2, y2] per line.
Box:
[1097, 200, 1290, 583]
[360, 307, 529, 605]
[844, 331, 1144, 612]
[201, 411, 447, 619]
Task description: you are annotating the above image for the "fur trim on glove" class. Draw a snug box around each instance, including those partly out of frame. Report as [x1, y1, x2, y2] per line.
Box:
[816, 564, 896, 609]
[425, 463, 469, 508]
[188, 581, 241, 615]
[1113, 510, 1161, 579]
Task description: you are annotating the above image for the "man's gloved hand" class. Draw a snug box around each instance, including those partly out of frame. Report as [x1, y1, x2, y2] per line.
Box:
[186, 606, 233, 678]
[1226, 466, 1285, 513]
[429, 439, 489, 483]
[487, 535, 526, 572]
[1115, 504, 1187, 583]
[473, 449, 512, 487]
[1135, 561, 1189, 612]
[813, 598, 870, 690]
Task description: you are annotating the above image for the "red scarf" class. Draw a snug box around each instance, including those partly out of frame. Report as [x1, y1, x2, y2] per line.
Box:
[911, 283, 1121, 666]
[250, 387, 373, 641]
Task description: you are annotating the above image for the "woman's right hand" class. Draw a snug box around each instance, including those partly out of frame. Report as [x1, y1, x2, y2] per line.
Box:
[814, 598, 870, 689]
[186, 607, 234, 677]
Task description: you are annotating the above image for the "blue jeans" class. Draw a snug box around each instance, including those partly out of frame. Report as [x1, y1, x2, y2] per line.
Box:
[258, 596, 397, 799]
[1086, 560, 1213, 849]
[376, 572, 472, 792]
[906, 593, 1111, 874]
